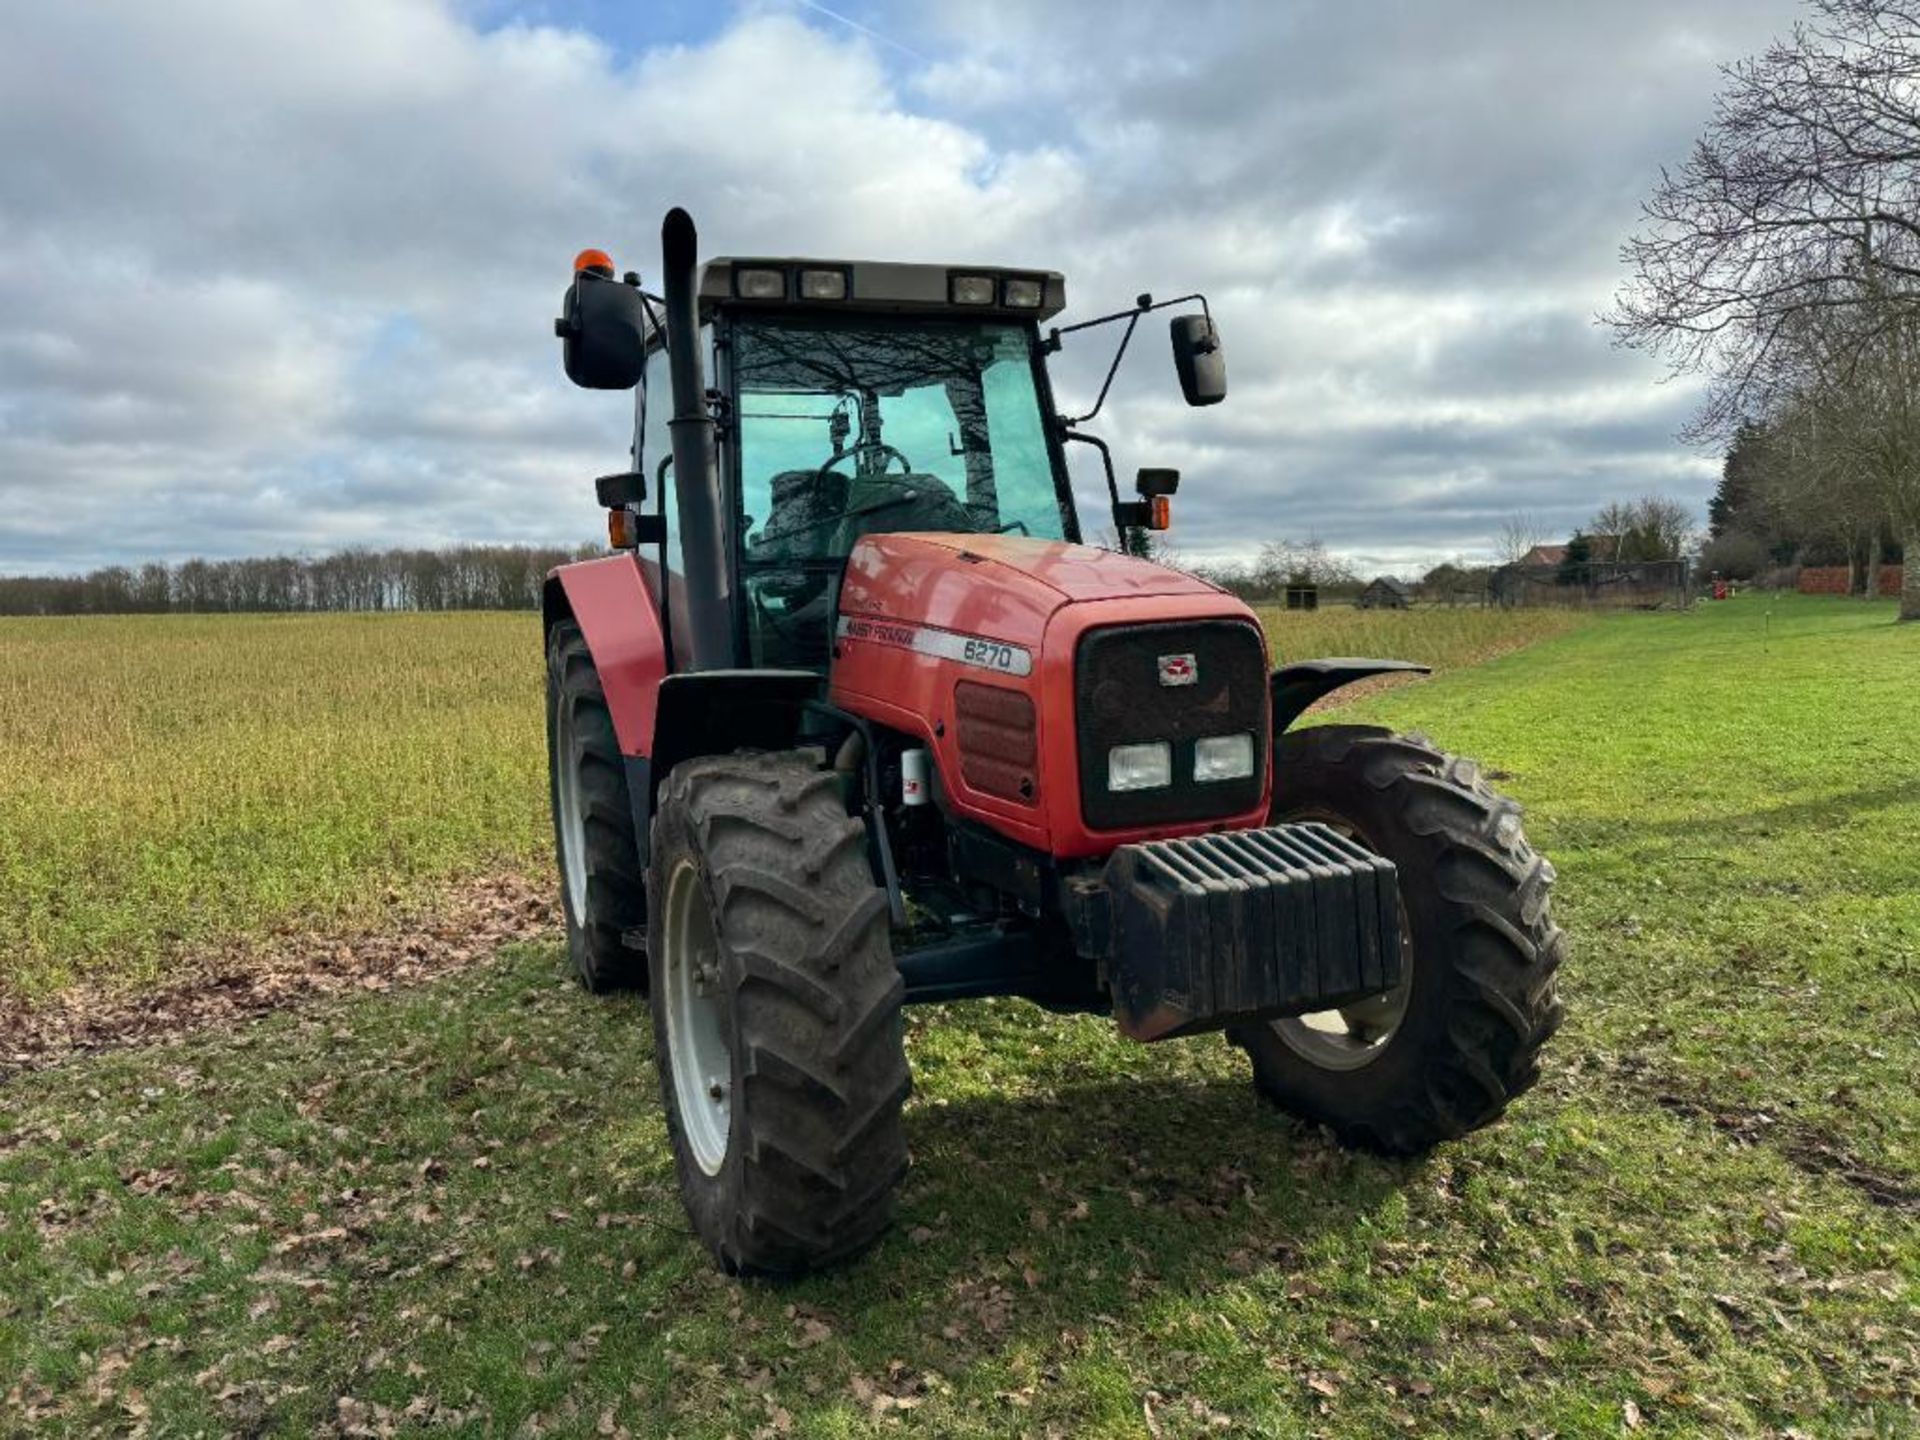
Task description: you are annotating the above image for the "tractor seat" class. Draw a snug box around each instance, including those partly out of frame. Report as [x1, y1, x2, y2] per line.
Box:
[837, 473, 972, 545]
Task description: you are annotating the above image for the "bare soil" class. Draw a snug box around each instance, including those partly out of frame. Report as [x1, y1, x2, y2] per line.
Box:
[0, 870, 560, 1082]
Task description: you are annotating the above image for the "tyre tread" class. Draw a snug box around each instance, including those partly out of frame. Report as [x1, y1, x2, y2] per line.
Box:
[1232, 724, 1562, 1154]
[650, 751, 909, 1277]
[546, 621, 646, 993]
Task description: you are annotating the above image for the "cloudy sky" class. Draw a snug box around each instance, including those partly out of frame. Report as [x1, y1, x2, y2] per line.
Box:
[0, 0, 1809, 577]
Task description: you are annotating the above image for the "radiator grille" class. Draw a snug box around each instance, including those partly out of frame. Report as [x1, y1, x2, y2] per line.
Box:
[1074, 619, 1267, 830]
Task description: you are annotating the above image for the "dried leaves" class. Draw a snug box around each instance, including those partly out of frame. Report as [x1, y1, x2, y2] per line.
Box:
[0, 870, 557, 1079]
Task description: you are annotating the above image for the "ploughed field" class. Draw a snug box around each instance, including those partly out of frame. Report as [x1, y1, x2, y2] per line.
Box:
[2, 597, 1916, 1437]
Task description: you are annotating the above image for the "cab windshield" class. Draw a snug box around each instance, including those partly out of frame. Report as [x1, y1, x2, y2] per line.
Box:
[732, 313, 1071, 567]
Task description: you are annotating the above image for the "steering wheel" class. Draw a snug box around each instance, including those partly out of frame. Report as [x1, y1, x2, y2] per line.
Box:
[819, 443, 913, 479]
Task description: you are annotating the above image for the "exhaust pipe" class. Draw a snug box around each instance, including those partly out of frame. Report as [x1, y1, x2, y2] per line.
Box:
[660, 207, 736, 671]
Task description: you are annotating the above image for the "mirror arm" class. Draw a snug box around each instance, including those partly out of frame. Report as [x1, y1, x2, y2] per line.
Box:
[1047, 291, 1211, 343]
[1041, 291, 1216, 426]
[1069, 310, 1141, 426]
[1058, 427, 1126, 534]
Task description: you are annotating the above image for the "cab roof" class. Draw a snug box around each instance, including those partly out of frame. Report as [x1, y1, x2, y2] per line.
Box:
[697, 257, 1067, 322]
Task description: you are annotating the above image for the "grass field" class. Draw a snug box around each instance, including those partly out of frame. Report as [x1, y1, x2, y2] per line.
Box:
[0, 605, 1571, 1003]
[2, 597, 1917, 1436]
[0, 613, 550, 999]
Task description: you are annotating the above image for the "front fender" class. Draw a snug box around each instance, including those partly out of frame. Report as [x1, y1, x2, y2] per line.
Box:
[544, 554, 669, 756]
[1270, 658, 1429, 734]
[649, 669, 822, 803]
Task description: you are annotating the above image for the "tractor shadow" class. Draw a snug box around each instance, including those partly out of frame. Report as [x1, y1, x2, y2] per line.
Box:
[1620, 775, 1920, 840]
[765, 1052, 1424, 1371]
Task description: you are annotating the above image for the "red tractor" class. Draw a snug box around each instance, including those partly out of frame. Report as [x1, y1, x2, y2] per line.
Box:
[545, 210, 1563, 1275]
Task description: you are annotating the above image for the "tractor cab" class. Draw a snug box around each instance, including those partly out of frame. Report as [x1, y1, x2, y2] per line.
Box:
[554, 224, 1221, 675]
[729, 306, 1075, 668]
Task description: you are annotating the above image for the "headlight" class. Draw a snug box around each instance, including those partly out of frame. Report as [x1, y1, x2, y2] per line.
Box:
[1193, 732, 1255, 782]
[1108, 741, 1172, 792]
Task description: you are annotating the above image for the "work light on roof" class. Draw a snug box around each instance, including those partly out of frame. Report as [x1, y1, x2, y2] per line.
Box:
[797, 268, 848, 300]
[1002, 276, 1044, 308]
[950, 274, 996, 306]
[735, 267, 786, 300]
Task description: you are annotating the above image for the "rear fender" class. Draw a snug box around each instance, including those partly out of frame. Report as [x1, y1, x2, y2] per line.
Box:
[1271, 658, 1429, 735]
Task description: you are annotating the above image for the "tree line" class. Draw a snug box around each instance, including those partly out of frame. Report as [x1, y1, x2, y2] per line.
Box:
[1701, 418, 1906, 585]
[1608, 0, 1920, 619]
[0, 543, 603, 617]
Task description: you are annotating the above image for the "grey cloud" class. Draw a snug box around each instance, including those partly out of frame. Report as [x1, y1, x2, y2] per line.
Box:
[0, 0, 1811, 576]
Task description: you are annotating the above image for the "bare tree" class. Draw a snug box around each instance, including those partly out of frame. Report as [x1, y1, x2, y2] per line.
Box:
[1494, 513, 1550, 566]
[1628, 496, 1698, 562]
[1584, 497, 1696, 562]
[1764, 371, 1902, 590]
[1251, 538, 1359, 593]
[1607, 0, 1920, 618]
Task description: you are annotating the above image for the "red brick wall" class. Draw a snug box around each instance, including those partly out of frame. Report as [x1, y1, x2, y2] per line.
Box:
[1797, 565, 1902, 597]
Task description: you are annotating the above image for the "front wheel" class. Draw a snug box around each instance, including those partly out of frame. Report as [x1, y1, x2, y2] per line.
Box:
[648, 751, 910, 1276]
[1228, 725, 1564, 1154]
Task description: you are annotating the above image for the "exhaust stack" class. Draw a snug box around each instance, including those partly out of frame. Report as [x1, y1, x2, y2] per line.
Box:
[660, 207, 736, 671]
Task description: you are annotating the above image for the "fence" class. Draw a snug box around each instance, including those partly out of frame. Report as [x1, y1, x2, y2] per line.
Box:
[1797, 565, 1902, 598]
[1490, 560, 1691, 609]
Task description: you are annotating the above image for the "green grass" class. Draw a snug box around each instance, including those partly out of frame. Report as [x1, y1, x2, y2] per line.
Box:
[0, 613, 548, 999]
[1350, 594, 1920, 1188]
[2, 596, 1916, 1436]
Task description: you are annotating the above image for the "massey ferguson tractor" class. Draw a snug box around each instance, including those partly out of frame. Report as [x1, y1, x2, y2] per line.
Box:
[544, 209, 1563, 1276]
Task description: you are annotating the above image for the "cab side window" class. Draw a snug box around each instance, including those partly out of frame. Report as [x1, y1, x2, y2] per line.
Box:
[637, 348, 682, 580]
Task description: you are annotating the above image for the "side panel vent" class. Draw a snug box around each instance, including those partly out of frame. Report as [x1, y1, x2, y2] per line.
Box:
[954, 680, 1038, 806]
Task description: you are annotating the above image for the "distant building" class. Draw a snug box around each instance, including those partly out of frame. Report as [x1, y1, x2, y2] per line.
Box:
[1519, 535, 1623, 568]
[1358, 576, 1412, 610]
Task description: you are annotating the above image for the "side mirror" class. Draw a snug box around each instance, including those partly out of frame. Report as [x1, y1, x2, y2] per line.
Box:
[1170, 314, 1226, 407]
[556, 271, 650, 390]
[1136, 467, 1180, 497]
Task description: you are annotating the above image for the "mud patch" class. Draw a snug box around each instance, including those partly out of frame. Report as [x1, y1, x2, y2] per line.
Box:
[1649, 1087, 1920, 1213]
[0, 871, 560, 1083]
[1590, 1054, 1920, 1214]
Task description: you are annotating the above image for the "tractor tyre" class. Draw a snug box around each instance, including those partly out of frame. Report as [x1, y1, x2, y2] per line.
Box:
[1229, 725, 1563, 1154]
[647, 751, 910, 1276]
[546, 620, 648, 994]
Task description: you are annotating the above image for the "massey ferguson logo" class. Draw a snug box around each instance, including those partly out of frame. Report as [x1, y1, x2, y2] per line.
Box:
[1157, 653, 1198, 687]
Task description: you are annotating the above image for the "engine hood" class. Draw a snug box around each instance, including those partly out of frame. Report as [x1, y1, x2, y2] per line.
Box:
[830, 530, 1268, 859]
[839, 533, 1222, 639]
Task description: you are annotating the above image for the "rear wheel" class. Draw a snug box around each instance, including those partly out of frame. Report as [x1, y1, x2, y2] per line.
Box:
[648, 751, 910, 1276]
[1229, 725, 1563, 1153]
[546, 621, 647, 993]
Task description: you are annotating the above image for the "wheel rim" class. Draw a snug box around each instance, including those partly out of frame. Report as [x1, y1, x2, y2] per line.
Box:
[662, 859, 733, 1175]
[554, 699, 590, 924]
[1268, 809, 1413, 1071]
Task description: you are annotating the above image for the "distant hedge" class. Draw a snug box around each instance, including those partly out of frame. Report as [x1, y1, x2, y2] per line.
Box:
[0, 543, 605, 616]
